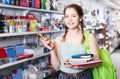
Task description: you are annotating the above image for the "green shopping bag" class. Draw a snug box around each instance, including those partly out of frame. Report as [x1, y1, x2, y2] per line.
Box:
[83, 30, 117, 79]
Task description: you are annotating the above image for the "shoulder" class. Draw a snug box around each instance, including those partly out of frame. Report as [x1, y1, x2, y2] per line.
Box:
[84, 30, 96, 40]
[89, 33, 96, 40]
[84, 30, 92, 34]
[54, 35, 63, 45]
[84, 30, 93, 37]
[54, 35, 62, 53]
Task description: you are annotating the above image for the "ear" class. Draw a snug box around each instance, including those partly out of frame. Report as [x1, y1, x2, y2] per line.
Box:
[79, 17, 83, 22]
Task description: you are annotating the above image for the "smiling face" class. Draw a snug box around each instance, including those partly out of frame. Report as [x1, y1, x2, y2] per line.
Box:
[64, 8, 82, 30]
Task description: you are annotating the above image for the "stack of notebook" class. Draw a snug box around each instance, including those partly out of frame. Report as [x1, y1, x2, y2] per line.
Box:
[67, 54, 101, 66]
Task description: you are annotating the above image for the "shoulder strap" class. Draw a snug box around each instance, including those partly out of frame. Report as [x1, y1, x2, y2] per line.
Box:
[83, 30, 91, 54]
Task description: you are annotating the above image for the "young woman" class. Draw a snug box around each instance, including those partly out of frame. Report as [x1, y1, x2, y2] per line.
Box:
[40, 4, 100, 79]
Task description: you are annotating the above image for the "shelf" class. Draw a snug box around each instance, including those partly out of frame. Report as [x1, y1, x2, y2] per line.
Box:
[0, 53, 50, 69]
[0, 3, 63, 14]
[0, 30, 64, 37]
[0, 3, 64, 77]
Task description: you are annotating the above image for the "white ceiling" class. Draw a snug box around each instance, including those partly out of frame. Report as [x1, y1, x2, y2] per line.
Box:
[109, 0, 120, 7]
[102, 0, 120, 10]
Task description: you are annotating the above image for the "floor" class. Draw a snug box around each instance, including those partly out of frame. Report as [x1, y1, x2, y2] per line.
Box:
[110, 49, 120, 79]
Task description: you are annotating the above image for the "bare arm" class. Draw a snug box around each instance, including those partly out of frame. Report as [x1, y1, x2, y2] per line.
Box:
[50, 36, 61, 70]
[38, 31, 61, 70]
[89, 33, 100, 59]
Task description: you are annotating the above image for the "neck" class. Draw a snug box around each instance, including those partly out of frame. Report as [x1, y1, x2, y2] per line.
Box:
[67, 28, 82, 35]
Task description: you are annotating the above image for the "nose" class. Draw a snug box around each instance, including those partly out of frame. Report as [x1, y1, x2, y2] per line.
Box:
[68, 16, 72, 21]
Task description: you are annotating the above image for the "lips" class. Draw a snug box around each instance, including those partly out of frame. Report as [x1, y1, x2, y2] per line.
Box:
[67, 22, 74, 26]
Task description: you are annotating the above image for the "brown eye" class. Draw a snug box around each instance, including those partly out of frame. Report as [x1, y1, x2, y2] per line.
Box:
[73, 16, 76, 17]
[64, 15, 68, 18]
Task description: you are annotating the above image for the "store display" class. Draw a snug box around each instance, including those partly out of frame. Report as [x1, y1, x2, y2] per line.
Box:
[0, 2, 64, 78]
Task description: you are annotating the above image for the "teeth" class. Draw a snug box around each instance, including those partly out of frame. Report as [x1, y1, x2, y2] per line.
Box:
[69, 22, 74, 25]
[68, 23, 73, 26]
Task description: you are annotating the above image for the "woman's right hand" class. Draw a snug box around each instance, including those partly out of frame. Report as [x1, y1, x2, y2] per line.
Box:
[40, 37, 54, 50]
[37, 32, 54, 50]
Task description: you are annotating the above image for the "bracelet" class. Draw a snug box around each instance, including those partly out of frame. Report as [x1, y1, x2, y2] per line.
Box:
[50, 47, 55, 51]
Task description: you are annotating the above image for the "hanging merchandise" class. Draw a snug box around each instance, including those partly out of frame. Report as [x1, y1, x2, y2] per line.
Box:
[0, 0, 3, 3]
[22, 21, 27, 32]
[30, 20, 37, 32]
[22, 65, 43, 79]
[29, 0, 34, 8]
[27, 13, 37, 31]
[0, 74, 12, 79]
[40, 0, 46, 9]
[3, 0, 10, 5]
[10, 0, 15, 5]
[50, 0, 58, 11]
[24, 0, 30, 7]
[6, 45, 16, 58]
[0, 47, 7, 59]
[20, 0, 24, 6]
[0, 14, 6, 33]
[4, 15, 10, 33]
[14, 0, 20, 6]
[34, 0, 40, 8]
[8, 18, 15, 33]
[17, 22, 23, 32]
[12, 69, 24, 79]
[45, 0, 51, 10]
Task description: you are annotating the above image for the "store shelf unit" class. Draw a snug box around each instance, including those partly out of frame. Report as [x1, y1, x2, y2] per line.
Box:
[0, 3, 64, 78]
[0, 29, 64, 77]
[0, 53, 51, 77]
[0, 30, 64, 37]
[0, 53, 50, 70]
[0, 3, 62, 14]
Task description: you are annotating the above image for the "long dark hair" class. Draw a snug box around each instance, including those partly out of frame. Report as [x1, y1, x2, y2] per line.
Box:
[62, 4, 85, 42]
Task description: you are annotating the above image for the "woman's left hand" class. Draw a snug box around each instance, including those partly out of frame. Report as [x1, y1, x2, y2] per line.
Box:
[63, 59, 101, 69]
[63, 59, 86, 69]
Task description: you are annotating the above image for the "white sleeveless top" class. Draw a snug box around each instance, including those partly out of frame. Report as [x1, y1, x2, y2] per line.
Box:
[59, 40, 87, 73]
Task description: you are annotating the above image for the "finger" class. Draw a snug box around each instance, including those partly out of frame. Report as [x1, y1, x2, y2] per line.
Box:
[64, 59, 69, 63]
[44, 37, 49, 41]
[64, 64, 73, 68]
[37, 32, 45, 39]
[64, 61, 74, 68]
